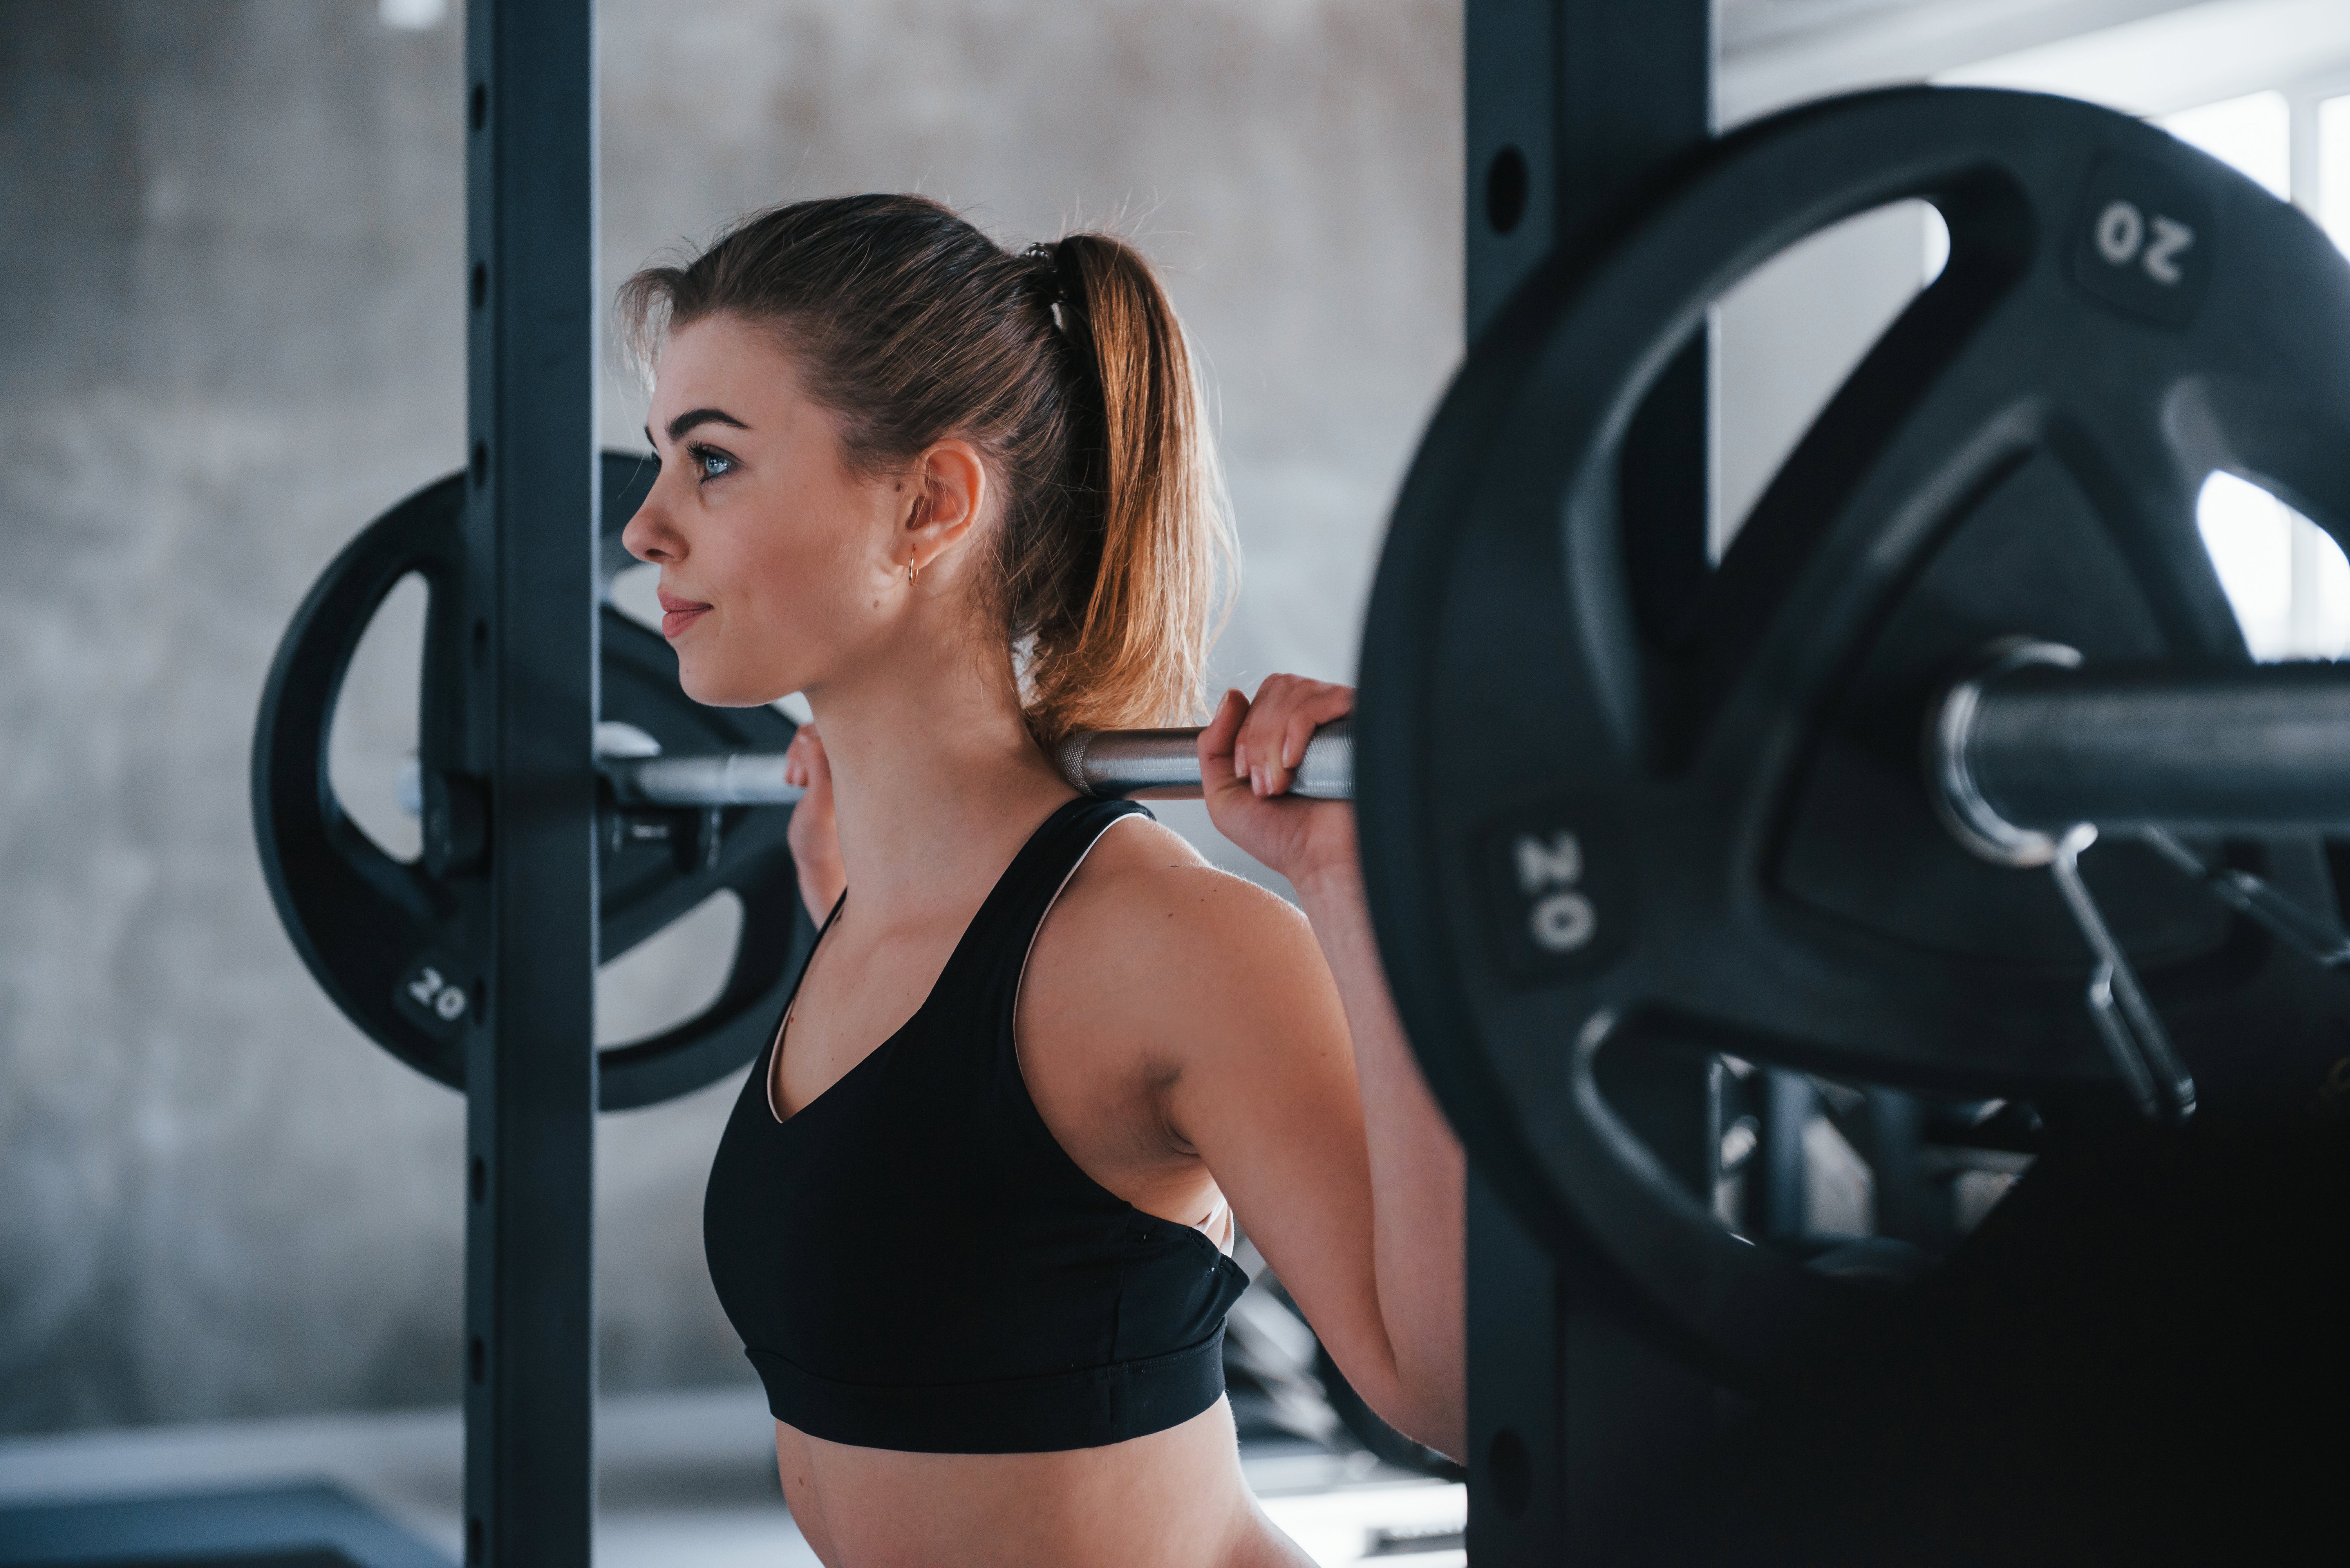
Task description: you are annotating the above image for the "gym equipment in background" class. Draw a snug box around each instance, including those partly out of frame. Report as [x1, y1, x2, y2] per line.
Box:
[1359, 83, 2350, 1398]
[253, 445, 1358, 1107]
[254, 453, 813, 1111]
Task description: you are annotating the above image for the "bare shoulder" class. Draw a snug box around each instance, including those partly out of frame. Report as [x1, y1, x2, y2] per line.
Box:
[1026, 813, 1340, 1051]
[1056, 813, 1318, 963]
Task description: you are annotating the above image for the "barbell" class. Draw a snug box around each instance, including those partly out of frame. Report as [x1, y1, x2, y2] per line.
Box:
[254, 455, 813, 1108]
[258, 438, 2350, 1138]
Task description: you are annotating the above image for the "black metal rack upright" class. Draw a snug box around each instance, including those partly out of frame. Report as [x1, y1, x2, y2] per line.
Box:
[461, 4, 600, 1564]
[1460, 3, 1723, 1562]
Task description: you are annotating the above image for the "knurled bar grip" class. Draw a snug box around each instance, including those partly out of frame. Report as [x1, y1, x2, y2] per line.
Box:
[602, 719, 1355, 807]
[1056, 719, 1353, 801]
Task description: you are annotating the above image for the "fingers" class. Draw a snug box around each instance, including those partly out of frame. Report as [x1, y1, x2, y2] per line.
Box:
[782, 724, 828, 790]
[1239, 674, 1354, 796]
[1200, 688, 1249, 793]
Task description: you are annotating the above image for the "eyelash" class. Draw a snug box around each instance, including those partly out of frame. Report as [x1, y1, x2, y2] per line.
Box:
[684, 442, 737, 483]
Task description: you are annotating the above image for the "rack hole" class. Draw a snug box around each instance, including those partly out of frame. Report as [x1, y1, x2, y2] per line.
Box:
[1485, 145, 1529, 235]
[1488, 1426, 1531, 1517]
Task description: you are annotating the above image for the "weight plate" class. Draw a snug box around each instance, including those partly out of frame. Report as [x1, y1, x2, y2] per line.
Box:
[253, 452, 813, 1110]
[1359, 87, 2350, 1387]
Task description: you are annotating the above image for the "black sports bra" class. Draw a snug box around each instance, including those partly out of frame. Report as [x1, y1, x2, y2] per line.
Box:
[703, 796, 1252, 1453]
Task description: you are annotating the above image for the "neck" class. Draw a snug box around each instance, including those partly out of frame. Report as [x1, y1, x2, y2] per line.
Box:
[802, 637, 1074, 924]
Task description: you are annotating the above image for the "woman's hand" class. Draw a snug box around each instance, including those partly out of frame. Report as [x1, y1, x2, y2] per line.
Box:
[783, 722, 848, 922]
[1198, 675, 1358, 893]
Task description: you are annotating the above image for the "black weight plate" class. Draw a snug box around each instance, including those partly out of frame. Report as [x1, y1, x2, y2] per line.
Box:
[253, 452, 813, 1110]
[1358, 87, 2350, 1389]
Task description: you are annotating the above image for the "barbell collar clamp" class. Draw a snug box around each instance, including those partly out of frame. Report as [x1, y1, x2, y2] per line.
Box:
[2140, 827, 2350, 968]
[1930, 638, 2090, 869]
[2049, 834, 2198, 1125]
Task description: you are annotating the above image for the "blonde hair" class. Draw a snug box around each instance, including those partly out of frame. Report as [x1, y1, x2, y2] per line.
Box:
[617, 196, 1234, 744]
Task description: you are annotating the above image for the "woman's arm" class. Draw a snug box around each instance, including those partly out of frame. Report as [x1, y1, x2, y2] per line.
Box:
[1196, 679, 1467, 1461]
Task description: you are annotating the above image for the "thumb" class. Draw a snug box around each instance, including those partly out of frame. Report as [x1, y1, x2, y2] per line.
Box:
[783, 724, 828, 791]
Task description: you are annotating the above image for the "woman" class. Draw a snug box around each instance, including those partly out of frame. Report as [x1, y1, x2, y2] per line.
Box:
[619, 194, 1464, 1568]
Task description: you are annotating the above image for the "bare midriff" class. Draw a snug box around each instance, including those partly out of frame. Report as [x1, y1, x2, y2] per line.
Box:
[773, 1398, 1314, 1568]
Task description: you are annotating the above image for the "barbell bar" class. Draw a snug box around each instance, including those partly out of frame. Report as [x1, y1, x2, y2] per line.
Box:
[598, 649, 2350, 854]
[1936, 640, 2350, 860]
[597, 718, 1359, 807]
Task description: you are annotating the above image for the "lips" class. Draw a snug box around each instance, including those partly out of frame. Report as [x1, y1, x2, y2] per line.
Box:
[656, 588, 712, 640]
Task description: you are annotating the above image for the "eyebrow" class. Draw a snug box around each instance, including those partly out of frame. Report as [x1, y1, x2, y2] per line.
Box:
[647, 406, 750, 447]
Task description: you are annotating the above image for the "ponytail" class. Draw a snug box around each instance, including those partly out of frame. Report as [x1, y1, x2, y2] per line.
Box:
[617, 196, 1233, 749]
[1011, 233, 1234, 742]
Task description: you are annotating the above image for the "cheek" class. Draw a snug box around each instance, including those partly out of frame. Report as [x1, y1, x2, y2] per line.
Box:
[686, 497, 876, 690]
[754, 471, 900, 621]
[738, 512, 867, 632]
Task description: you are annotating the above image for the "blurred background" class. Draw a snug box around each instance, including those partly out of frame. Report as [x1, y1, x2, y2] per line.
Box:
[2, 0, 2348, 1561]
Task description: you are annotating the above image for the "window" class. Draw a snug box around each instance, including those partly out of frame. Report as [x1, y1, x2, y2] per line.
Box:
[2197, 473, 2350, 661]
[2323, 94, 2350, 256]
[2161, 83, 2350, 659]
[2159, 90, 2290, 198]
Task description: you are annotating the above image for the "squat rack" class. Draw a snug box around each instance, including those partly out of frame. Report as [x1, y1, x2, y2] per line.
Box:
[1460, 3, 1730, 1563]
[461, 3, 598, 1563]
[450, 2, 1726, 1562]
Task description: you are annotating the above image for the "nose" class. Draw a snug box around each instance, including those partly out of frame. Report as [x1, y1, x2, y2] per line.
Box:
[621, 466, 681, 564]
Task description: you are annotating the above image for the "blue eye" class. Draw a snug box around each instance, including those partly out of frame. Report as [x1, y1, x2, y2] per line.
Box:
[688, 443, 737, 482]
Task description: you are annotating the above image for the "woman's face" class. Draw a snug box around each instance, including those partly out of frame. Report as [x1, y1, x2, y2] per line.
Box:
[622, 314, 907, 708]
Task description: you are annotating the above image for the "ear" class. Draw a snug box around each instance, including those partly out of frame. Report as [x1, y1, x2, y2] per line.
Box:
[901, 439, 989, 571]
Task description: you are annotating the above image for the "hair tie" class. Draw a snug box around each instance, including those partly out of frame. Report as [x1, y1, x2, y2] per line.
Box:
[1026, 241, 1106, 479]
[1027, 240, 1101, 414]
[1023, 241, 1059, 300]
[1025, 240, 1092, 331]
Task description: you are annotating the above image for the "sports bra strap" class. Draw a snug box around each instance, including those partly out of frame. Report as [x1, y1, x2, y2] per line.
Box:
[938, 795, 1151, 1011]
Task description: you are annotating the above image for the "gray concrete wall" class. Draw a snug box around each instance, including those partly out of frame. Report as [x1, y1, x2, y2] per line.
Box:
[0, 0, 1461, 1434]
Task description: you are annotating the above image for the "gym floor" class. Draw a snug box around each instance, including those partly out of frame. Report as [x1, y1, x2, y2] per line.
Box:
[0, 1391, 1464, 1568]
